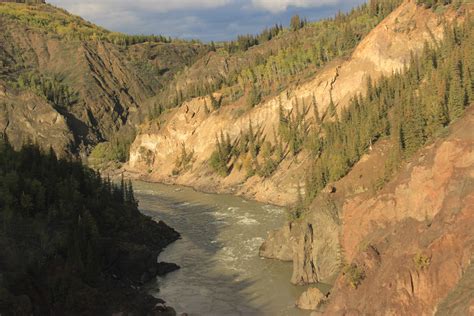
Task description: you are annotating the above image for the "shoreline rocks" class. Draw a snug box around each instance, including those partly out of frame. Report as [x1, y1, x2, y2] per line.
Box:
[296, 287, 326, 310]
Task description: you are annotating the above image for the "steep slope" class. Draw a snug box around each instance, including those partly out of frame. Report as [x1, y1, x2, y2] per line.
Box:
[128, 0, 457, 205]
[323, 105, 474, 315]
[145, 1, 401, 114]
[257, 2, 474, 312]
[260, 105, 473, 314]
[0, 2, 208, 155]
[0, 140, 180, 315]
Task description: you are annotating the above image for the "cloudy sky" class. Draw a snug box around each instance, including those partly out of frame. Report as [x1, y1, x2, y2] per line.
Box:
[48, 0, 367, 42]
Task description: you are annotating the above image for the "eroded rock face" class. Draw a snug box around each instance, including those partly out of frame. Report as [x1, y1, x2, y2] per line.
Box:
[0, 91, 75, 156]
[260, 195, 342, 285]
[259, 222, 294, 261]
[290, 205, 341, 285]
[323, 107, 474, 315]
[128, 1, 454, 206]
[296, 287, 326, 310]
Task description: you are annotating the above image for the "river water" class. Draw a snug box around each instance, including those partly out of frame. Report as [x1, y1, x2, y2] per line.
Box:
[133, 181, 310, 316]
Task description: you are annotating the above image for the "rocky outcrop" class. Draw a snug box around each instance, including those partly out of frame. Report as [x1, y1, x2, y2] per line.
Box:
[260, 194, 342, 285]
[321, 106, 474, 315]
[0, 89, 75, 156]
[128, 1, 456, 206]
[260, 105, 473, 315]
[259, 222, 294, 261]
[290, 202, 341, 285]
[296, 287, 326, 310]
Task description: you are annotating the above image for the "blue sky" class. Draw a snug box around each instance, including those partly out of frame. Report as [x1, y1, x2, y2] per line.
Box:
[48, 0, 367, 42]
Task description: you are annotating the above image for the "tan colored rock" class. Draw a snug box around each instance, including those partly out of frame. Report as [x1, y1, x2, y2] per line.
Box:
[259, 223, 293, 261]
[128, 1, 455, 206]
[296, 287, 326, 310]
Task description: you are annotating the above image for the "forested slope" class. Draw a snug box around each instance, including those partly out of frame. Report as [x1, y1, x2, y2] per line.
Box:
[128, 0, 467, 206]
[0, 139, 179, 315]
[258, 2, 473, 313]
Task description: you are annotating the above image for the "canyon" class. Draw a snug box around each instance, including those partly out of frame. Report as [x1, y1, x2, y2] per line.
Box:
[126, 1, 474, 314]
[0, 0, 473, 314]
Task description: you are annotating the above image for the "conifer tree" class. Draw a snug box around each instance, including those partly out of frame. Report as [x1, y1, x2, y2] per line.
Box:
[447, 61, 465, 120]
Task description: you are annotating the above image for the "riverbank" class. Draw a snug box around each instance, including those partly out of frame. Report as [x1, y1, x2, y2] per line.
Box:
[97, 164, 292, 208]
[133, 181, 311, 315]
[0, 143, 181, 315]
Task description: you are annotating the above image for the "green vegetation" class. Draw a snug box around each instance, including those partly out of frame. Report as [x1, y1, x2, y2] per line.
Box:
[222, 24, 283, 53]
[157, 0, 403, 112]
[209, 131, 234, 177]
[303, 18, 473, 203]
[236, 0, 401, 98]
[89, 129, 137, 164]
[0, 2, 187, 45]
[288, 184, 306, 220]
[208, 121, 283, 179]
[279, 99, 311, 156]
[16, 72, 78, 109]
[343, 263, 365, 289]
[0, 138, 179, 314]
[416, 0, 458, 9]
[208, 2, 472, 208]
[413, 252, 431, 270]
[246, 84, 262, 108]
[172, 143, 194, 175]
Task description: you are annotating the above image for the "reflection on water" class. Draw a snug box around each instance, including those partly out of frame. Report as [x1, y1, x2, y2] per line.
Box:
[134, 181, 310, 316]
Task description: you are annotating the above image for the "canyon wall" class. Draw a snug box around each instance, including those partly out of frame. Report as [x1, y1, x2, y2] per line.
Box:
[128, 1, 454, 206]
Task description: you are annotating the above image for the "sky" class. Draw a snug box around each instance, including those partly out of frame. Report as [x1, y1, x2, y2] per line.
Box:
[48, 0, 368, 42]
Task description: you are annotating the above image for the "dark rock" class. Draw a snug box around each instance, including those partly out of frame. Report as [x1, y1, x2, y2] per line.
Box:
[157, 262, 180, 276]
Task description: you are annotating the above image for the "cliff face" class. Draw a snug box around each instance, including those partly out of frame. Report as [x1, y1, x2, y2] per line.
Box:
[128, 1, 454, 205]
[324, 106, 474, 315]
[0, 88, 75, 156]
[259, 105, 474, 314]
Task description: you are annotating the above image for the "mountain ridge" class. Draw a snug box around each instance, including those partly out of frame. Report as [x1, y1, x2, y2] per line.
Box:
[127, 0, 462, 205]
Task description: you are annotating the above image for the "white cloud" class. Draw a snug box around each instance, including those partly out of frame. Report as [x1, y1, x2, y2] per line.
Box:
[50, 0, 231, 17]
[251, 0, 340, 13]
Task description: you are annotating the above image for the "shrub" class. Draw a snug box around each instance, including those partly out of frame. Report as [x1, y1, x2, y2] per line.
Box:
[413, 253, 431, 270]
[246, 85, 261, 108]
[343, 263, 365, 289]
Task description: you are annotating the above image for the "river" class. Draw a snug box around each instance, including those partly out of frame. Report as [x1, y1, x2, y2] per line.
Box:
[133, 181, 311, 316]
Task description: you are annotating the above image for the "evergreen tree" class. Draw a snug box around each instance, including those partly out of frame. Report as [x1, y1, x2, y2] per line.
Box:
[447, 60, 465, 120]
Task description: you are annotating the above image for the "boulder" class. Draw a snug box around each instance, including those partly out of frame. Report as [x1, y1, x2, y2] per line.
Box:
[157, 262, 180, 276]
[296, 287, 326, 310]
[259, 222, 293, 261]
